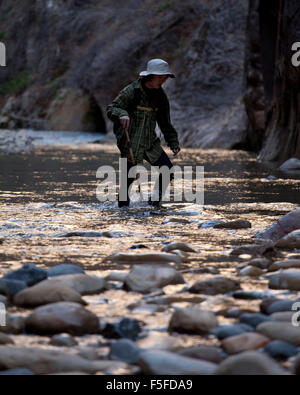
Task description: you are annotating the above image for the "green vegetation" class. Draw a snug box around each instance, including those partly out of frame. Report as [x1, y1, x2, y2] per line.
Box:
[0, 71, 29, 95]
[155, 0, 178, 13]
[0, 31, 6, 40]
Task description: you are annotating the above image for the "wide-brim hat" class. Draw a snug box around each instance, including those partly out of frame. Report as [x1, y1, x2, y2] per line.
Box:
[139, 59, 175, 78]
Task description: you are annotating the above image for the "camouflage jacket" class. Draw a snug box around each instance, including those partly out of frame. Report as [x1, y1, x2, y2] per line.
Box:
[106, 80, 179, 164]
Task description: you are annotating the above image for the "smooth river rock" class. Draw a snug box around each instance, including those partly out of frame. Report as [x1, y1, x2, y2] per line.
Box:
[270, 311, 294, 322]
[248, 258, 272, 270]
[213, 220, 251, 229]
[0, 346, 126, 375]
[232, 290, 272, 300]
[25, 302, 100, 335]
[139, 350, 217, 375]
[125, 264, 185, 294]
[264, 340, 298, 360]
[169, 307, 218, 334]
[0, 333, 14, 345]
[257, 322, 300, 346]
[219, 308, 255, 319]
[178, 345, 225, 364]
[238, 266, 264, 277]
[276, 230, 300, 249]
[268, 259, 300, 272]
[210, 324, 253, 340]
[47, 274, 106, 295]
[13, 282, 85, 308]
[230, 242, 275, 257]
[221, 333, 270, 354]
[239, 313, 271, 328]
[0, 279, 27, 297]
[109, 339, 142, 364]
[162, 242, 197, 253]
[106, 271, 128, 283]
[190, 276, 241, 295]
[264, 299, 297, 315]
[3, 263, 47, 287]
[137, 334, 185, 352]
[105, 252, 182, 265]
[267, 269, 300, 291]
[214, 351, 288, 375]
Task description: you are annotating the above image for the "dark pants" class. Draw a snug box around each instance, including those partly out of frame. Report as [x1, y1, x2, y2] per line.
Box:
[118, 150, 174, 207]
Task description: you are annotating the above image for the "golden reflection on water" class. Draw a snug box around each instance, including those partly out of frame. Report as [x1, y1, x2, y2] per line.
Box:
[0, 146, 300, 361]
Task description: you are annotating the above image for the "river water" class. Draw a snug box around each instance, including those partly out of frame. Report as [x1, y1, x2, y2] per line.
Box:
[0, 136, 300, 372]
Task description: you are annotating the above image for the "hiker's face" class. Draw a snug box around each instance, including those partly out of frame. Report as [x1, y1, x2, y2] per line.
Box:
[149, 75, 169, 89]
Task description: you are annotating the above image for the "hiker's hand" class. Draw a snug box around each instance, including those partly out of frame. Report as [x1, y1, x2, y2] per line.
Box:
[120, 116, 130, 132]
[172, 147, 181, 156]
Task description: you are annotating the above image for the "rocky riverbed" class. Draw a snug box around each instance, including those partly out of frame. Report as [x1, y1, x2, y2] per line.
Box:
[0, 136, 300, 375]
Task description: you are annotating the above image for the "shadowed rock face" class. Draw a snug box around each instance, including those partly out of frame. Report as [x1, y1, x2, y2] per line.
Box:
[0, 0, 249, 148]
[255, 0, 300, 165]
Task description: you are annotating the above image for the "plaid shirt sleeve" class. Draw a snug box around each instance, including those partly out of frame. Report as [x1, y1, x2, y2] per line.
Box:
[156, 92, 179, 150]
[106, 85, 134, 122]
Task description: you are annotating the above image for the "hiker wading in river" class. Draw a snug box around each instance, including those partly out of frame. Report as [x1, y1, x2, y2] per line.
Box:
[106, 59, 180, 208]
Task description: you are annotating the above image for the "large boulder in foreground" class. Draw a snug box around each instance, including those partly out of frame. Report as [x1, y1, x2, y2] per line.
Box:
[214, 351, 288, 375]
[0, 346, 126, 375]
[25, 302, 100, 335]
[139, 350, 217, 375]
